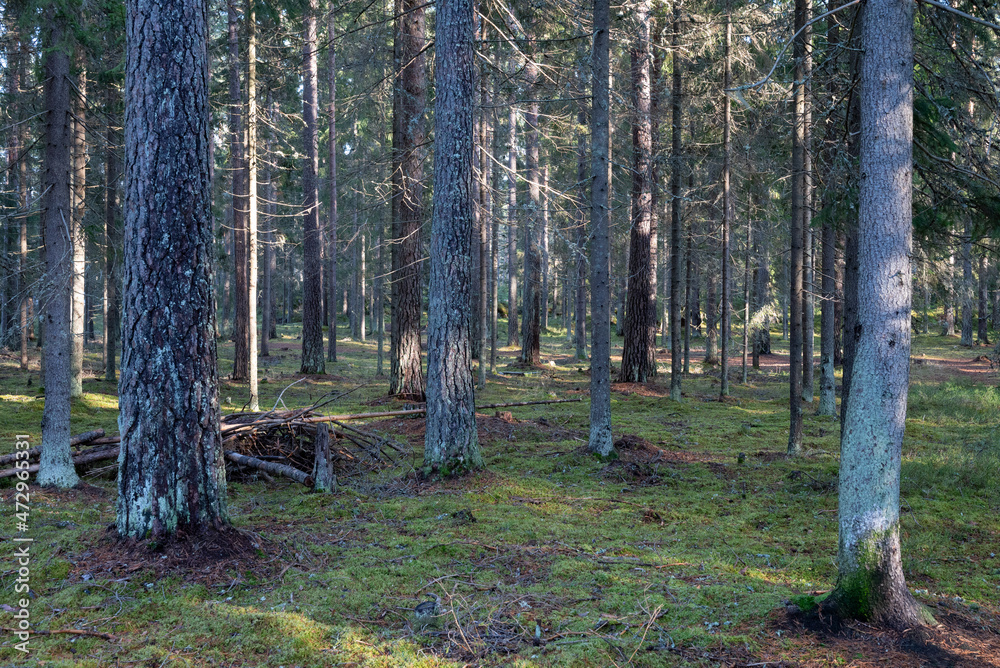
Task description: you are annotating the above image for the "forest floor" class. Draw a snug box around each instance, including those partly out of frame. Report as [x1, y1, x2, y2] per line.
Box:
[1, 319, 999, 667]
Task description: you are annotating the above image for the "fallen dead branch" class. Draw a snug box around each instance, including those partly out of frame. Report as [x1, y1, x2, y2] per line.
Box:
[0, 626, 115, 641]
[0, 429, 105, 466]
[224, 451, 313, 487]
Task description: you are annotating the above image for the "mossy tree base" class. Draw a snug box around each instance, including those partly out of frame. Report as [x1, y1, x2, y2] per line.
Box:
[823, 566, 936, 630]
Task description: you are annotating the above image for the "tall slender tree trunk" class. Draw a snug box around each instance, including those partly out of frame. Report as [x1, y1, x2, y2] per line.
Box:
[520, 64, 542, 365]
[942, 253, 955, 335]
[802, 40, 815, 405]
[327, 15, 339, 362]
[300, 0, 325, 374]
[961, 220, 973, 346]
[818, 0, 840, 416]
[669, 2, 683, 401]
[575, 110, 588, 360]
[827, 0, 931, 628]
[507, 104, 520, 348]
[491, 110, 500, 373]
[261, 96, 274, 358]
[541, 164, 550, 332]
[246, 0, 259, 409]
[478, 77, 491, 387]
[684, 231, 692, 374]
[118, 0, 228, 536]
[720, 5, 732, 397]
[105, 84, 122, 382]
[69, 54, 86, 398]
[978, 255, 988, 344]
[588, 0, 614, 457]
[787, 0, 808, 455]
[38, 11, 80, 489]
[424, 0, 482, 473]
[389, 0, 426, 398]
[619, 0, 656, 383]
[229, 0, 250, 382]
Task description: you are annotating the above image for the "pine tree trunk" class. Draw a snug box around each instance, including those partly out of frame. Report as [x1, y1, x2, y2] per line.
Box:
[300, 0, 325, 374]
[104, 84, 122, 382]
[38, 13, 80, 489]
[389, 0, 426, 398]
[490, 115, 500, 374]
[720, 6, 732, 396]
[118, 0, 228, 536]
[519, 66, 542, 366]
[478, 77, 491, 387]
[541, 164, 550, 332]
[978, 254, 988, 344]
[507, 104, 520, 348]
[669, 2, 683, 401]
[69, 54, 86, 398]
[961, 220, 973, 346]
[588, 0, 614, 456]
[787, 0, 808, 455]
[424, 0, 482, 473]
[575, 111, 588, 360]
[229, 0, 250, 382]
[327, 16, 339, 362]
[246, 0, 259, 410]
[261, 94, 275, 358]
[619, 0, 656, 383]
[827, 0, 930, 627]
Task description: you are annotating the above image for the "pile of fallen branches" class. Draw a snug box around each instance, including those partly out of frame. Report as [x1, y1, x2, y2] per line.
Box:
[0, 396, 581, 489]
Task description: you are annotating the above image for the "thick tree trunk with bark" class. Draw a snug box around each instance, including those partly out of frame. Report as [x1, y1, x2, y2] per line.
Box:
[827, 0, 931, 628]
[389, 0, 426, 399]
[118, 0, 228, 536]
[619, 0, 656, 383]
[38, 14, 80, 489]
[300, 0, 325, 374]
[588, 0, 614, 457]
[424, 0, 482, 473]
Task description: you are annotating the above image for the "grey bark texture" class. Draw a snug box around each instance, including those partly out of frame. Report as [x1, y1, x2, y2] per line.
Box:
[38, 12, 80, 489]
[424, 0, 483, 474]
[587, 0, 614, 457]
[118, 0, 228, 537]
[827, 0, 931, 629]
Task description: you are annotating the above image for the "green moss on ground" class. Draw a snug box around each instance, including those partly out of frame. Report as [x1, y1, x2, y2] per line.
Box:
[0, 322, 997, 666]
